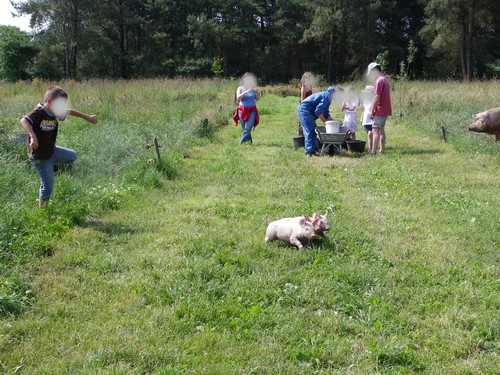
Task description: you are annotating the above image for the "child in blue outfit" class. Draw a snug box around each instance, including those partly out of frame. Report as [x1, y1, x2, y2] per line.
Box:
[233, 72, 260, 144]
[297, 87, 335, 156]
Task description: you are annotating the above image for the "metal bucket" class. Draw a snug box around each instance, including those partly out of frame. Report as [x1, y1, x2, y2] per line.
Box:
[346, 140, 366, 153]
[325, 121, 342, 134]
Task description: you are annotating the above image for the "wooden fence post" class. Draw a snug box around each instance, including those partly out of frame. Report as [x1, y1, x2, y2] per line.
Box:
[441, 127, 447, 142]
[153, 137, 162, 164]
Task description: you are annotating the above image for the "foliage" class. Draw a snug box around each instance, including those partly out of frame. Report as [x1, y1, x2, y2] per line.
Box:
[398, 39, 419, 80]
[211, 56, 224, 78]
[420, 0, 500, 80]
[8, 0, 500, 81]
[375, 50, 390, 72]
[487, 59, 500, 74]
[0, 26, 35, 81]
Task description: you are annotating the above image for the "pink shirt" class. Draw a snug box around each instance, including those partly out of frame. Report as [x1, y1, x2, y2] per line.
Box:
[373, 76, 392, 117]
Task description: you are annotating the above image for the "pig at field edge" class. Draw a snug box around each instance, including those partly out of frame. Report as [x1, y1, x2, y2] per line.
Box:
[468, 107, 500, 142]
[265, 215, 318, 250]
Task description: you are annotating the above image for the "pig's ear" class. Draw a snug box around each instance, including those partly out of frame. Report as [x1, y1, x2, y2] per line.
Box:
[299, 217, 306, 226]
[303, 214, 310, 221]
[312, 212, 320, 220]
[312, 219, 320, 228]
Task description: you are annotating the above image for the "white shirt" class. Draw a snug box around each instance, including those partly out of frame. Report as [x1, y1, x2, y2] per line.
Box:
[343, 97, 359, 114]
[362, 102, 374, 125]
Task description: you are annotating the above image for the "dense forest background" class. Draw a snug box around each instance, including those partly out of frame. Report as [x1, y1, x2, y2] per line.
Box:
[1, 0, 500, 82]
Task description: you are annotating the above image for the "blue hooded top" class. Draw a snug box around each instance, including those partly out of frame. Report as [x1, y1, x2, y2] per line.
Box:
[239, 90, 257, 107]
[298, 87, 335, 119]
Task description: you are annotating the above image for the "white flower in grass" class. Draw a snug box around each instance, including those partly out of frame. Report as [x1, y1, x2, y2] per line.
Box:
[284, 283, 298, 294]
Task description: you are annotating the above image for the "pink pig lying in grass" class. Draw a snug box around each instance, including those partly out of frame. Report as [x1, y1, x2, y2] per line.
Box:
[265, 215, 317, 250]
[265, 212, 330, 250]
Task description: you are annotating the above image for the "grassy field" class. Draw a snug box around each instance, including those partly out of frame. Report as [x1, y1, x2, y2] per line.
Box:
[0, 79, 234, 316]
[0, 80, 499, 373]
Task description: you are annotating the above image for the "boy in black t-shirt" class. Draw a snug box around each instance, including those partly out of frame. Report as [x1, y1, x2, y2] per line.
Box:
[20, 86, 98, 208]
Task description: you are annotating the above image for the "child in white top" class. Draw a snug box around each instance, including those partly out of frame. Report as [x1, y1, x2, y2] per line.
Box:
[342, 86, 359, 140]
[360, 85, 374, 152]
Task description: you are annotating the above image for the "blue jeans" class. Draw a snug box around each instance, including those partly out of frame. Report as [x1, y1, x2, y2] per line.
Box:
[238, 109, 256, 144]
[30, 146, 77, 200]
[298, 109, 317, 154]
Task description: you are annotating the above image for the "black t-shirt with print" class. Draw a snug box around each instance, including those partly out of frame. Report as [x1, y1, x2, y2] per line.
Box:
[23, 104, 60, 160]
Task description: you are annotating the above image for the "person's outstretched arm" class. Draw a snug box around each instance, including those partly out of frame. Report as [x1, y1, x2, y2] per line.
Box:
[68, 109, 98, 124]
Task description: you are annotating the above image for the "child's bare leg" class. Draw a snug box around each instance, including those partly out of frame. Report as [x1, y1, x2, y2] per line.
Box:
[368, 131, 373, 151]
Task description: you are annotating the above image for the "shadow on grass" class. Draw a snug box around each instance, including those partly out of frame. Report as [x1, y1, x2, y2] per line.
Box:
[395, 148, 444, 155]
[343, 151, 369, 158]
[303, 236, 348, 254]
[83, 215, 141, 236]
[313, 231, 394, 267]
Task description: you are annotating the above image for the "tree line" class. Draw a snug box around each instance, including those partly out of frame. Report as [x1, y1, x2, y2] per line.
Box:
[1, 0, 499, 82]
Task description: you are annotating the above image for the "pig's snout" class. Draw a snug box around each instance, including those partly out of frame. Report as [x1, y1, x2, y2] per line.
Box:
[467, 120, 482, 132]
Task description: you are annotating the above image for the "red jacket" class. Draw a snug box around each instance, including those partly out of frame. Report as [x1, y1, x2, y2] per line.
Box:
[233, 105, 259, 128]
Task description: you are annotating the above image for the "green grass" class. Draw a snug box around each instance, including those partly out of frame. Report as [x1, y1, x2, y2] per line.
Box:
[0, 80, 499, 373]
[0, 79, 235, 316]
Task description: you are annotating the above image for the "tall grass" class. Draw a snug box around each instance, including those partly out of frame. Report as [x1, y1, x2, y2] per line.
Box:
[394, 80, 499, 155]
[0, 79, 236, 315]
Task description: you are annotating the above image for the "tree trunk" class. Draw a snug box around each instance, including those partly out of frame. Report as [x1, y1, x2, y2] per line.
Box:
[64, 47, 70, 79]
[70, 1, 79, 79]
[466, 3, 475, 81]
[460, 15, 467, 80]
[327, 31, 333, 83]
[61, 0, 79, 79]
[366, 13, 370, 65]
[119, 0, 128, 79]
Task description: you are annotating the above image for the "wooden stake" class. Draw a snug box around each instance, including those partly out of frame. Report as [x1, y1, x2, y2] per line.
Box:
[153, 137, 162, 164]
[441, 126, 447, 142]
